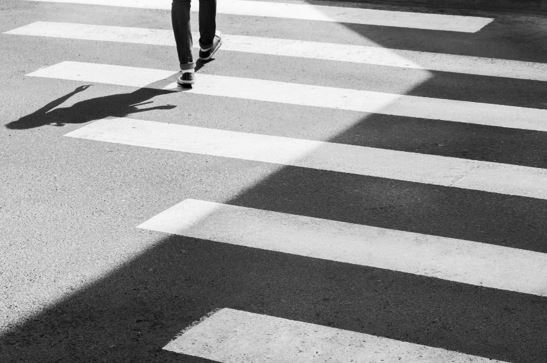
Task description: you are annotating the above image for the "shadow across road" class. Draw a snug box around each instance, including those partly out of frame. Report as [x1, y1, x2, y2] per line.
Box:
[2, 1, 547, 362]
[5, 85, 176, 130]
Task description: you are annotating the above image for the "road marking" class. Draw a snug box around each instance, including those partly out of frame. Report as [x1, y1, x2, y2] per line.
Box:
[29, 62, 547, 132]
[66, 118, 547, 200]
[164, 309, 503, 362]
[27, 61, 175, 88]
[27, 0, 493, 32]
[8, 22, 547, 81]
[139, 199, 547, 296]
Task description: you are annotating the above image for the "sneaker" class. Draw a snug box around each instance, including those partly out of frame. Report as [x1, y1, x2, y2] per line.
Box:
[199, 33, 222, 61]
[177, 69, 195, 86]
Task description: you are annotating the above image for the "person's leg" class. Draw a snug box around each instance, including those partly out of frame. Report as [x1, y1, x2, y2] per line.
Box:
[198, 0, 216, 50]
[171, 0, 194, 70]
[198, 0, 221, 61]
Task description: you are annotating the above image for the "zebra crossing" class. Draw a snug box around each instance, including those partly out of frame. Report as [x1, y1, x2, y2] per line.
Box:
[27, 0, 494, 32]
[65, 117, 547, 199]
[163, 308, 498, 362]
[23, 61, 547, 131]
[8, 21, 547, 81]
[4, 0, 546, 361]
[138, 199, 547, 297]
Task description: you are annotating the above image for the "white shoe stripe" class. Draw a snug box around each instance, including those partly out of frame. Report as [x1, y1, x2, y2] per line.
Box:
[28, 61, 547, 132]
[7, 21, 547, 81]
[26, 0, 493, 33]
[66, 117, 547, 201]
[163, 308, 505, 362]
[138, 199, 547, 297]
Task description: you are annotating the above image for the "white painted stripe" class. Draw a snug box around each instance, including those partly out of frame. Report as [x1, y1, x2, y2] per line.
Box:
[8, 22, 547, 81]
[29, 62, 547, 132]
[139, 199, 547, 297]
[27, 0, 493, 33]
[164, 309, 503, 362]
[169, 76, 547, 132]
[27, 61, 176, 88]
[66, 118, 547, 200]
[5, 22, 175, 47]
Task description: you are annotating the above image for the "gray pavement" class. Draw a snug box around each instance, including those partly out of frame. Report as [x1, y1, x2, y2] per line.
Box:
[0, 0, 546, 361]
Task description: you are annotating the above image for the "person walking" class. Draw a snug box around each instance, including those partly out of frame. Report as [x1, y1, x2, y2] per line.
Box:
[172, 0, 222, 86]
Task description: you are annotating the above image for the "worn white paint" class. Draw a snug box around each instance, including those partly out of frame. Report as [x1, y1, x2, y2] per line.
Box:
[139, 199, 547, 296]
[29, 61, 547, 132]
[27, 0, 493, 32]
[164, 309, 504, 361]
[8, 22, 547, 81]
[66, 118, 547, 200]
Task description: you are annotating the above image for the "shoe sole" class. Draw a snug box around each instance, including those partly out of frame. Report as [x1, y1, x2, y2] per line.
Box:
[177, 70, 195, 86]
[177, 77, 195, 86]
[177, 79, 195, 86]
[198, 39, 222, 61]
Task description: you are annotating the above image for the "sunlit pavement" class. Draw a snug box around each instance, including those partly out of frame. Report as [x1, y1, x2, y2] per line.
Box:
[1, 0, 546, 361]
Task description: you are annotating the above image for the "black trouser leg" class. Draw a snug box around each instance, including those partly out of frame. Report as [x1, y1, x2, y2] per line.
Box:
[172, 0, 217, 69]
[171, 0, 193, 69]
[199, 0, 216, 49]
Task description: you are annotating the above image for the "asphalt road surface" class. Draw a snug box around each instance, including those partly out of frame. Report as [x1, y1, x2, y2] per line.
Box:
[1, 0, 547, 361]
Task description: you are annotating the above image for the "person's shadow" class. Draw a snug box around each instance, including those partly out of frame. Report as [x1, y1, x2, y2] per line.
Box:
[5, 85, 177, 130]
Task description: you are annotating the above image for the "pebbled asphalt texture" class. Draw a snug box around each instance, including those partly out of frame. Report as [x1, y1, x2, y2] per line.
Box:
[0, 0, 546, 361]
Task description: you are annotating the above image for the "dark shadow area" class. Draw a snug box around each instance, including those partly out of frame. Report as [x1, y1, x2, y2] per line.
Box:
[227, 166, 547, 254]
[305, 0, 547, 14]
[330, 112, 547, 169]
[336, 20, 546, 62]
[1, 229, 546, 361]
[2, 0, 547, 362]
[3, 59, 216, 128]
[5, 85, 176, 130]
[1, 159, 547, 361]
[194, 59, 208, 72]
[388, 72, 546, 109]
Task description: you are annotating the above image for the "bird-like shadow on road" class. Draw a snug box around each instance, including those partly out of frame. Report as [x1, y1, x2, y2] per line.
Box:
[5, 84, 176, 130]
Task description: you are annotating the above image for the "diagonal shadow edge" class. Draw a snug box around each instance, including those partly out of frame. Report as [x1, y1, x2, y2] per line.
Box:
[1, 0, 547, 361]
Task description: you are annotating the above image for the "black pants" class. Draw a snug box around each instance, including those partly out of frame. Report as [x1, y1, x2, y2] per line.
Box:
[172, 0, 217, 70]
